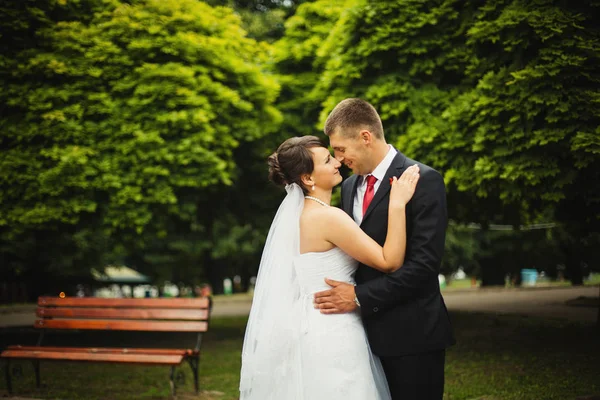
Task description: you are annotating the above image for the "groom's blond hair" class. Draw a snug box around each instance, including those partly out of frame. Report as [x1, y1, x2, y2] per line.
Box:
[324, 98, 384, 140]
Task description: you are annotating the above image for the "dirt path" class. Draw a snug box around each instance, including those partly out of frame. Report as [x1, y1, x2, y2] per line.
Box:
[209, 285, 599, 323]
[1, 285, 598, 328]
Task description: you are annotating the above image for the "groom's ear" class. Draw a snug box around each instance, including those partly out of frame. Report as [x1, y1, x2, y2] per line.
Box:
[359, 130, 373, 145]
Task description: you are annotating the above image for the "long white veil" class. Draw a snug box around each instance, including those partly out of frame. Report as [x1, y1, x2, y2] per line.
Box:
[239, 183, 304, 399]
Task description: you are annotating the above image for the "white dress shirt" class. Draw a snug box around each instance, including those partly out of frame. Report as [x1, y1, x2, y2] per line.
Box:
[353, 145, 398, 225]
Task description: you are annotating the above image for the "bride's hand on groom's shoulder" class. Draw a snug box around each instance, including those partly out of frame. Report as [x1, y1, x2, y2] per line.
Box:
[313, 278, 357, 314]
[389, 164, 420, 208]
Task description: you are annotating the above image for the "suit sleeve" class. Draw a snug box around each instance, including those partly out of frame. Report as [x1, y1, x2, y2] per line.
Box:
[354, 169, 447, 318]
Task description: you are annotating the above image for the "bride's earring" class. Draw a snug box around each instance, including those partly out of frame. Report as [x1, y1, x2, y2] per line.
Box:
[312, 184, 315, 191]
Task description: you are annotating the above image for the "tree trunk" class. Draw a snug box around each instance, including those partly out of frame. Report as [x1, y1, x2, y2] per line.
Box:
[478, 227, 505, 287]
[480, 261, 506, 286]
[204, 254, 225, 295]
[565, 248, 584, 286]
[597, 284, 600, 333]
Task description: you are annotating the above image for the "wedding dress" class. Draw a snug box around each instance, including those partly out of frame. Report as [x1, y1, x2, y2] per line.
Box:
[240, 183, 391, 400]
[293, 246, 391, 399]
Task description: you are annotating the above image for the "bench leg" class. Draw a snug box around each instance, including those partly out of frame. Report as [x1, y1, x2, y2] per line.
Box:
[169, 366, 176, 398]
[4, 359, 12, 394]
[186, 357, 199, 394]
[32, 360, 41, 388]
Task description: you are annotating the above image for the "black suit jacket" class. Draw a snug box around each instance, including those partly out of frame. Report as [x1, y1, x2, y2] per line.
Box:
[346, 151, 455, 357]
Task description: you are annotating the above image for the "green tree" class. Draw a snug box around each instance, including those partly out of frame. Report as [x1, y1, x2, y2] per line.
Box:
[441, 223, 481, 280]
[274, 0, 344, 138]
[297, 0, 599, 284]
[0, 0, 281, 294]
[205, 0, 309, 42]
[440, 1, 599, 283]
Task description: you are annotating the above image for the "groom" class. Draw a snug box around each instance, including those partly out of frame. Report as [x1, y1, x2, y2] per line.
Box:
[314, 98, 455, 400]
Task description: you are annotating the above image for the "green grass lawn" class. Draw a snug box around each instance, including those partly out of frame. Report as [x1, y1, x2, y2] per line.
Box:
[444, 313, 599, 400]
[444, 274, 600, 291]
[1, 313, 599, 400]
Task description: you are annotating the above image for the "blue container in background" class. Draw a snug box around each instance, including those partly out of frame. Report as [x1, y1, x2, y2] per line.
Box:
[521, 269, 538, 286]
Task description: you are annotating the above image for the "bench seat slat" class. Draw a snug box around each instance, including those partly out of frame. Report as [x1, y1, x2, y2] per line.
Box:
[5, 345, 195, 356]
[34, 319, 208, 332]
[38, 296, 210, 309]
[37, 307, 208, 321]
[1, 349, 184, 365]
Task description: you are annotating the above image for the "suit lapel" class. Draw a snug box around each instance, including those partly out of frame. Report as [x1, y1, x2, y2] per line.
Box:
[361, 151, 408, 226]
[342, 175, 360, 217]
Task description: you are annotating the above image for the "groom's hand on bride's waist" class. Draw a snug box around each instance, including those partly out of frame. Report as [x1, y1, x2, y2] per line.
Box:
[313, 278, 357, 314]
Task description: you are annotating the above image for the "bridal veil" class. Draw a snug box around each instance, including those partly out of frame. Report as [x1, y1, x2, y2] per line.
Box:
[239, 183, 304, 399]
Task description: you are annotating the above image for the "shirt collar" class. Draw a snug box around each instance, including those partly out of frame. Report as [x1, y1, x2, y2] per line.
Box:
[364, 145, 397, 183]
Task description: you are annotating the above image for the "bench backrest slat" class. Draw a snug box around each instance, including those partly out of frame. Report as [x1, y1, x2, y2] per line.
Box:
[35, 319, 208, 332]
[35, 296, 210, 333]
[37, 307, 209, 321]
[38, 297, 209, 309]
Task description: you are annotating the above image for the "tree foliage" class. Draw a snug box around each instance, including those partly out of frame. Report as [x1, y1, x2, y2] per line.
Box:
[310, 0, 599, 227]
[0, 0, 281, 286]
[278, 0, 599, 282]
[273, 0, 344, 138]
[2, 0, 598, 293]
[205, 0, 309, 42]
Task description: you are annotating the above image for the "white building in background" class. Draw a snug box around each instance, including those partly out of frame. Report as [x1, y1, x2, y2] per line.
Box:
[89, 266, 197, 298]
[91, 265, 151, 298]
[452, 268, 467, 280]
[162, 282, 180, 297]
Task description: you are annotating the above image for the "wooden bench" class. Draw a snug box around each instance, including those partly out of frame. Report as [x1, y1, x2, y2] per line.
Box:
[1, 296, 211, 397]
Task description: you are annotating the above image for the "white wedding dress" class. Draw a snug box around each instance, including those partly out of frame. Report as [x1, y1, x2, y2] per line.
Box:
[239, 183, 391, 399]
[293, 246, 391, 399]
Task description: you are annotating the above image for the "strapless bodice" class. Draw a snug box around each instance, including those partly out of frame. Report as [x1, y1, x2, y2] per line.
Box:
[294, 247, 359, 294]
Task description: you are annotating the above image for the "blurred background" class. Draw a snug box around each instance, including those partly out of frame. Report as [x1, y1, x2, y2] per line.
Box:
[1, 1, 599, 399]
[0, 0, 598, 301]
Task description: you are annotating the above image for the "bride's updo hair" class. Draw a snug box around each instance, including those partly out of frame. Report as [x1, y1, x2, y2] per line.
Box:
[268, 136, 326, 194]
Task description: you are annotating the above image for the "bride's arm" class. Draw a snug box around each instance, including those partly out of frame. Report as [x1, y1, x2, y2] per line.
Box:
[323, 166, 419, 273]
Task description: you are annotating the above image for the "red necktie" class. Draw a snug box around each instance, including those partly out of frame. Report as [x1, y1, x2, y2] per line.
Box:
[362, 175, 377, 216]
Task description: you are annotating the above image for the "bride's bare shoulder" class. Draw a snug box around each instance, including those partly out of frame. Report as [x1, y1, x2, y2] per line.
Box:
[328, 206, 352, 220]
[302, 205, 351, 224]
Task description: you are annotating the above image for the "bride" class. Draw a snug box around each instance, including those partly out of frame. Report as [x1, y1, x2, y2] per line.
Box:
[239, 135, 419, 399]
